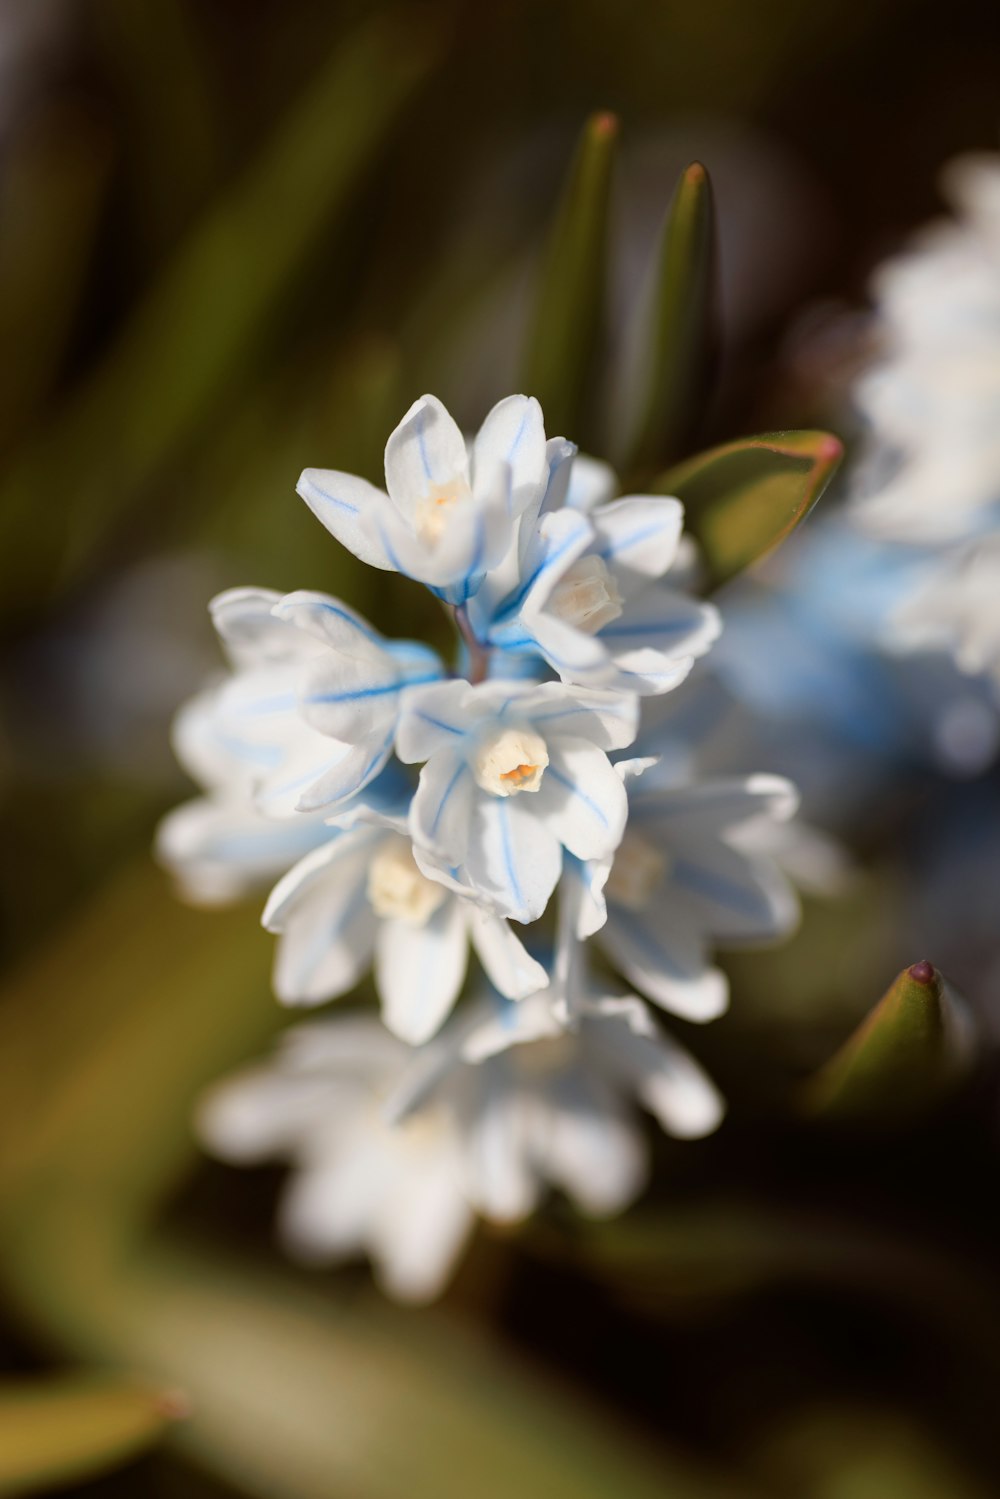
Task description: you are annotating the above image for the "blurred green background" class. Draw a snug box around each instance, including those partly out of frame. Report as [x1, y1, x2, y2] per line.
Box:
[2, 1, 1000, 1495]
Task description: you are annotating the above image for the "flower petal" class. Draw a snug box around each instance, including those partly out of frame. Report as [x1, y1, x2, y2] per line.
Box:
[375, 898, 469, 1045]
[263, 833, 378, 1005]
[461, 1079, 541, 1222]
[534, 735, 628, 861]
[468, 910, 549, 999]
[296, 468, 395, 571]
[591, 496, 684, 598]
[593, 1001, 726, 1139]
[533, 1071, 647, 1215]
[210, 587, 311, 667]
[395, 680, 479, 762]
[156, 796, 327, 905]
[519, 680, 640, 751]
[600, 584, 721, 667]
[473, 394, 547, 514]
[408, 749, 475, 863]
[383, 394, 469, 518]
[369, 1140, 474, 1303]
[463, 796, 562, 923]
[599, 904, 729, 1022]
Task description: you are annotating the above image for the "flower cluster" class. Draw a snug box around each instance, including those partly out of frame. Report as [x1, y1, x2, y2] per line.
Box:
[850, 152, 1000, 692]
[159, 393, 801, 1300]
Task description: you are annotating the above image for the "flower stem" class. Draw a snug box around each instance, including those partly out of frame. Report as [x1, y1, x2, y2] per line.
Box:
[453, 604, 490, 685]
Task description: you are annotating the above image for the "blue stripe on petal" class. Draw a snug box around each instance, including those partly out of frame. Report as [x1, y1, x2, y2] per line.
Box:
[671, 857, 766, 919]
[429, 760, 468, 839]
[547, 765, 609, 828]
[496, 800, 525, 912]
[595, 520, 673, 559]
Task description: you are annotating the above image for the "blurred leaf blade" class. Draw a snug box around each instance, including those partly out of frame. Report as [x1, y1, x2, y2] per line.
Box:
[0, 8, 445, 616]
[0, 106, 114, 453]
[626, 162, 716, 472]
[0, 1374, 182, 1494]
[656, 428, 843, 586]
[803, 960, 973, 1121]
[0, 859, 276, 1228]
[522, 111, 618, 441]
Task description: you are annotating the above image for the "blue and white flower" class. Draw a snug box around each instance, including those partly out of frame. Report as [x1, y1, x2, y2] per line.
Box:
[261, 798, 547, 1045]
[297, 394, 549, 604]
[564, 761, 800, 1022]
[475, 451, 719, 694]
[397, 678, 640, 924]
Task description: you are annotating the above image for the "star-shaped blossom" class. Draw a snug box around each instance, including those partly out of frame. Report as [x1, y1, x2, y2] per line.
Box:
[472, 446, 719, 694]
[260, 798, 547, 1045]
[198, 1018, 475, 1304]
[200, 586, 443, 819]
[396, 678, 639, 923]
[390, 970, 724, 1224]
[564, 762, 800, 1022]
[297, 394, 549, 604]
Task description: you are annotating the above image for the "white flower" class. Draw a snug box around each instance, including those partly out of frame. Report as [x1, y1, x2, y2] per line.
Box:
[155, 682, 331, 905]
[261, 798, 546, 1044]
[198, 1018, 474, 1304]
[199, 586, 443, 819]
[564, 762, 800, 1022]
[849, 152, 1000, 684]
[476, 450, 720, 694]
[391, 977, 725, 1224]
[891, 537, 1000, 685]
[397, 678, 639, 923]
[297, 394, 549, 604]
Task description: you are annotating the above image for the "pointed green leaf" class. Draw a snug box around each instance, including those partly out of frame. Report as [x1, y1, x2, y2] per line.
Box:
[522, 111, 618, 441]
[802, 960, 974, 1121]
[655, 428, 843, 586]
[0, 1375, 183, 1493]
[626, 162, 716, 471]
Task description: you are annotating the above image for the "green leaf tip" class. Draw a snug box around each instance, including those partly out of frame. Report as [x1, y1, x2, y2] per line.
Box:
[655, 428, 843, 587]
[625, 160, 717, 471]
[0, 1375, 186, 1492]
[802, 960, 974, 1123]
[521, 110, 619, 440]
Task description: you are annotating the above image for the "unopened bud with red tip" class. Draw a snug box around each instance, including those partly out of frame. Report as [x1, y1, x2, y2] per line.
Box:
[802, 959, 975, 1123]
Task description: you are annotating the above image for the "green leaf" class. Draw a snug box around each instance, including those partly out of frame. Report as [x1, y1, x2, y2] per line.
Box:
[522, 111, 618, 442]
[0, 9, 444, 617]
[802, 960, 974, 1122]
[625, 162, 716, 472]
[0, 1375, 183, 1494]
[655, 429, 843, 586]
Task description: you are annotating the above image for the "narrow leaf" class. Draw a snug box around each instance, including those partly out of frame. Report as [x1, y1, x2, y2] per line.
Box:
[802, 960, 974, 1121]
[655, 429, 843, 586]
[625, 162, 716, 471]
[0, 1375, 184, 1494]
[522, 111, 618, 442]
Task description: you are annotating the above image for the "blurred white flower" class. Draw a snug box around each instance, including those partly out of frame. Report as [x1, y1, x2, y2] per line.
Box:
[851, 151, 1000, 688]
[198, 1018, 475, 1304]
[564, 760, 800, 1022]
